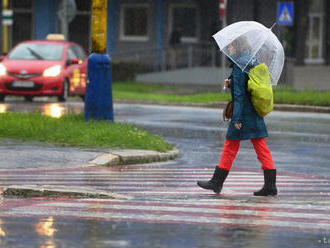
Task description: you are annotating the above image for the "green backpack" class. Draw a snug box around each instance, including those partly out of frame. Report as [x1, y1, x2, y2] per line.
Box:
[247, 63, 274, 117]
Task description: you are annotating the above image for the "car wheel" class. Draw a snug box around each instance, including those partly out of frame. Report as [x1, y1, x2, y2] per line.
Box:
[0, 94, 5, 102]
[58, 79, 69, 102]
[24, 96, 34, 102]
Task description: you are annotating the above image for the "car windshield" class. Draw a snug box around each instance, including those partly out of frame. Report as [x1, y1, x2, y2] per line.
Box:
[7, 43, 64, 61]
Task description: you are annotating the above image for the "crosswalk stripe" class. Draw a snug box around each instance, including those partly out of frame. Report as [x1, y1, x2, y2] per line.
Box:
[74, 199, 330, 213]
[3, 207, 329, 230]
[0, 180, 328, 187]
[0, 175, 326, 182]
[1, 165, 329, 231]
[37, 202, 330, 221]
[115, 191, 329, 196]
[0, 174, 298, 178]
[1, 182, 329, 192]
[0, 169, 319, 178]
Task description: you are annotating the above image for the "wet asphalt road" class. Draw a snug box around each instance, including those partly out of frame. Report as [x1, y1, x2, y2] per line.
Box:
[0, 100, 330, 248]
[115, 103, 330, 176]
[1, 100, 330, 175]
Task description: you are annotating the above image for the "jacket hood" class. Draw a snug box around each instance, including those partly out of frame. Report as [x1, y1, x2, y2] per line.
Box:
[228, 50, 258, 73]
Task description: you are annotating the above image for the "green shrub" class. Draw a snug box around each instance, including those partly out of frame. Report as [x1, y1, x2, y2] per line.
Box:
[111, 60, 141, 81]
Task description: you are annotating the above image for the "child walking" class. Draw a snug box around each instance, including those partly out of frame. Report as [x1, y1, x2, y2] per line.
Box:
[197, 41, 277, 196]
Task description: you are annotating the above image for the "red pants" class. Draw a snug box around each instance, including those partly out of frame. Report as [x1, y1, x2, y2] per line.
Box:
[218, 138, 274, 171]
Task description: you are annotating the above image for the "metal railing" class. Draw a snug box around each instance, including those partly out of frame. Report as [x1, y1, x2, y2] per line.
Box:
[112, 42, 224, 73]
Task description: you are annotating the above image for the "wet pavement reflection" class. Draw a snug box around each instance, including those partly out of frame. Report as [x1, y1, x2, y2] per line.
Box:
[0, 101, 329, 247]
[0, 101, 82, 118]
[35, 217, 57, 248]
[42, 104, 66, 118]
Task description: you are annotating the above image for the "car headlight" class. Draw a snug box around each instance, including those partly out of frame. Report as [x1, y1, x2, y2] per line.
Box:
[43, 65, 62, 77]
[0, 64, 6, 76]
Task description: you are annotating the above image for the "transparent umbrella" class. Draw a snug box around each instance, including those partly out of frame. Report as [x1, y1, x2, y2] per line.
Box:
[213, 21, 285, 85]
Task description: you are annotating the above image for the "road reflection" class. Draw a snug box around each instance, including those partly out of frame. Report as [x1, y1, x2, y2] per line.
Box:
[0, 102, 84, 118]
[36, 216, 57, 248]
[0, 218, 6, 237]
[217, 198, 272, 229]
[42, 104, 66, 118]
[0, 104, 7, 113]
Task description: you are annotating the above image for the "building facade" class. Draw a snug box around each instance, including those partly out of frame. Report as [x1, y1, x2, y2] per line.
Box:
[1, 0, 330, 88]
[0, 0, 92, 54]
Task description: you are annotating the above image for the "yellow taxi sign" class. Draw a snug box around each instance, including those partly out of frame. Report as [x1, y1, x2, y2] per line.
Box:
[46, 34, 65, 41]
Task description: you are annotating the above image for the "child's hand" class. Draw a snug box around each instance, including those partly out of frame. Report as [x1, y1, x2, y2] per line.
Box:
[234, 123, 242, 130]
[224, 79, 231, 89]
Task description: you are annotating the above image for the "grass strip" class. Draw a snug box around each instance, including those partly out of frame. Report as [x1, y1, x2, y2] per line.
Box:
[114, 91, 232, 103]
[274, 90, 330, 106]
[113, 81, 231, 103]
[113, 82, 330, 106]
[0, 112, 173, 152]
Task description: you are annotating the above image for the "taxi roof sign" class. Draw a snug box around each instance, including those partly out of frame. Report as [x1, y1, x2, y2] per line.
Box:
[46, 34, 65, 41]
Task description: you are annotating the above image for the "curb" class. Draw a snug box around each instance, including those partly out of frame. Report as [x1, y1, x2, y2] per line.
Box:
[0, 149, 179, 199]
[89, 148, 180, 166]
[273, 104, 330, 113]
[2, 185, 131, 200]
[115, 99, 330, 113]
[0, 148, 180, 172]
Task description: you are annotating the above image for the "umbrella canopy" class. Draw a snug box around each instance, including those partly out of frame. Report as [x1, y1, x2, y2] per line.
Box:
[213, 21, 285, 85]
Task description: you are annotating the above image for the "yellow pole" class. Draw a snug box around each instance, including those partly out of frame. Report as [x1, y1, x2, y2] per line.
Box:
[91, 0, 107, 54]
[2, 0, 9, 53]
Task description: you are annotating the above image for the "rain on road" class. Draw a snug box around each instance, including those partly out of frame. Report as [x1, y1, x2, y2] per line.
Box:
[0, 101, 329, 248]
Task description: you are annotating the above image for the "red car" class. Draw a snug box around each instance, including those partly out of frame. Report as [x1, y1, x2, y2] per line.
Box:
[0, 35, 87, 102]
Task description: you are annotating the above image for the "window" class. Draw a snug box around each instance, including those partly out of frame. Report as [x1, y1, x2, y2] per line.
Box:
[13, 0, 31, 8]
[8, 43, 64, 61]
[72, 45, 86, 60]
[67, 46, 77, 60]
[170, 4, 199, 42]
[304, 0, 325, 64]
[12, 0, 33, 47]
[120, 4, 149, 41]
[68, 0, 91, 53]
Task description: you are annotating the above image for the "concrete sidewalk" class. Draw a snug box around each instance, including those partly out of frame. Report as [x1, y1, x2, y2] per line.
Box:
[0, 138, 179, 171]
[0, 138, 179, 198]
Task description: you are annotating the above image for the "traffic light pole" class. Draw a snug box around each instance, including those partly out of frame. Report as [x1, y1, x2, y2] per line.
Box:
[84, 0, 114, 121]
[0, 1, 2, 55]
[1, 0, 9, 54]
[219, 0, 227, 89]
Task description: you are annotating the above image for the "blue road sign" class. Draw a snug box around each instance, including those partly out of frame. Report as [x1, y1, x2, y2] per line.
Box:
[277, 2, 294, 26]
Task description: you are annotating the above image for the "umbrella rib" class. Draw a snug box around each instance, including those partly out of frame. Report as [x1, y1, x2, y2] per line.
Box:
[244, 30, 273, 72]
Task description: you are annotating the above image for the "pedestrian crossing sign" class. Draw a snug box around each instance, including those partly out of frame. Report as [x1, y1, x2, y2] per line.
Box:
[277, 2, 294, 26]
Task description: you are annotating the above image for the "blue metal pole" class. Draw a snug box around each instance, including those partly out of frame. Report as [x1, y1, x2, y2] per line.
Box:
[84, 53, 114, 121]
[156, 0, 164, 68]
[85, 0, 113, 122]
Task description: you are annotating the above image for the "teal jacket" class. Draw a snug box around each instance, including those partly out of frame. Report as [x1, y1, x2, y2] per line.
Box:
[226, 56, 268, 140]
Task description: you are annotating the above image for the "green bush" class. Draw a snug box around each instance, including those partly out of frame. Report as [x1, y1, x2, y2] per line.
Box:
[111, 60, 141, 81]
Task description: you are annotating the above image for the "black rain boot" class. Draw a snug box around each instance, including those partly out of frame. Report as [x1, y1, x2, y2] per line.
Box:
[197, 166, 229, 194]
[254, 169, 277, 196]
